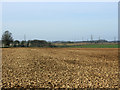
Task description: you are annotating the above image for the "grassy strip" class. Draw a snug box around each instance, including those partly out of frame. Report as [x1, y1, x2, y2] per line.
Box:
[55, 44, 119, 48]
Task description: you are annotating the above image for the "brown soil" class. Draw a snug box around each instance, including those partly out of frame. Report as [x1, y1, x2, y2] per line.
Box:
[2, 48, 119, 88]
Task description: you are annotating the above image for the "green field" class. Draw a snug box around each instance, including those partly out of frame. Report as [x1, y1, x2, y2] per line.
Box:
[55, 44, 119, 48]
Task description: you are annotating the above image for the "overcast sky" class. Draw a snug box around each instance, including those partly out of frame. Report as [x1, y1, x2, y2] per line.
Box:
[2, 2, 118, 41]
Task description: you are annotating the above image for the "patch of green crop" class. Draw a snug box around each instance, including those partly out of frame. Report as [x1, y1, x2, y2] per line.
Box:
[56, 44, 119, 48]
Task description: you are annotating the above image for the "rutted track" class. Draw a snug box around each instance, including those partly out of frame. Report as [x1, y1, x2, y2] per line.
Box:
[2, 48, 119, 88]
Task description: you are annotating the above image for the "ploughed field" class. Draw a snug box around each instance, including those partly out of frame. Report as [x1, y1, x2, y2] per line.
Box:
[2, 48, 119, 88]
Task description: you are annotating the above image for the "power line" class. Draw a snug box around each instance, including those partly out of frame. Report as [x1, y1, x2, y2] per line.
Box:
[99, 36, 101, 40]
[24, 34, 26, 41]
[114, 37, 116, 42]
[91, 35, 93, 41]
[82, 37, 84, 41]
[24, 34, 27, 47]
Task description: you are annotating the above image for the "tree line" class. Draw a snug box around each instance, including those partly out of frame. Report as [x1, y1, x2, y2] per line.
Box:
[1, 30, 117, 48]
[1, 31, 56, 48]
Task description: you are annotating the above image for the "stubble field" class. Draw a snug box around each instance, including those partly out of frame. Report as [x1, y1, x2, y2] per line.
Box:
[2, 48, 119, 88]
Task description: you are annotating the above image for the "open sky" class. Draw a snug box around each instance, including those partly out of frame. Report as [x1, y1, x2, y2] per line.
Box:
[2, 2, 118, 41]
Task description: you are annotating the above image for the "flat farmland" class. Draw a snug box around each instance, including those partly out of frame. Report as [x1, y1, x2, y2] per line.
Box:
[2, 48, 119, 88]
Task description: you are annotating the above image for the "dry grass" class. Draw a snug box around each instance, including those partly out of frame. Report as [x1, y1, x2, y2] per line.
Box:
[2, 48, 119, 88]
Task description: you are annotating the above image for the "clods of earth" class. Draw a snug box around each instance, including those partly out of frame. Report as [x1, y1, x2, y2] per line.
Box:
[2, 48, 119, 88]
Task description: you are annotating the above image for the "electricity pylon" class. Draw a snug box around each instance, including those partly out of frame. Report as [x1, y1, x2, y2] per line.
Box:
[91, 35, 93, 41]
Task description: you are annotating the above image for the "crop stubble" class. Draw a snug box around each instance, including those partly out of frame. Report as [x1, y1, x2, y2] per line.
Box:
[2, 48, 119, 88]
